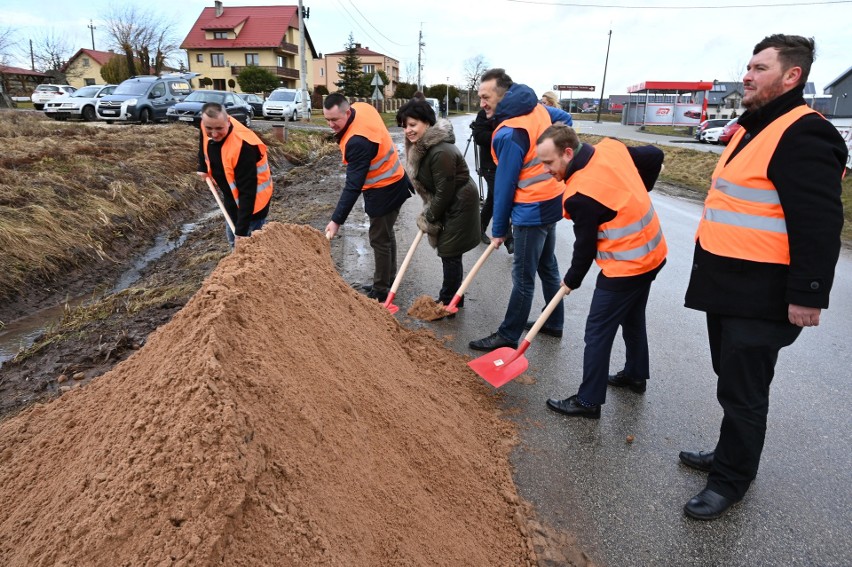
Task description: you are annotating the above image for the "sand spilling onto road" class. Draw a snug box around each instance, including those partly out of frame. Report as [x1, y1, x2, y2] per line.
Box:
[0, 222, 586, 566]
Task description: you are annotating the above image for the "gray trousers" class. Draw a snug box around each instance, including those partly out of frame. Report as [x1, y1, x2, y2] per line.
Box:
[368, 207, 400, 294]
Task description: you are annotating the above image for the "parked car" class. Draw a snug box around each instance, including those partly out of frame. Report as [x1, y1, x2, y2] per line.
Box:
[236, 93, 264, 117]
[695, 118, 729, 142]
[30, 84, 76, 110]
[718, 117, 742, 145]
[166, 90, 252, 127]
[262, 88, 309, 121]
[424, 97, 441, 120]
[96, 73, 193, 124]
[43, 84, 117, 121]
[701, 126, 726, 144]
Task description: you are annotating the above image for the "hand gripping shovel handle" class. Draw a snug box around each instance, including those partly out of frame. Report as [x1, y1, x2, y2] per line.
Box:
[205, 177, 236, 234]
[384, 230, 424, 313]
[445, 242, 497, 313]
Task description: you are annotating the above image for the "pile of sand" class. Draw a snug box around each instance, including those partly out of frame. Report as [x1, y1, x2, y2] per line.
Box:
[0, 223, 578, 566]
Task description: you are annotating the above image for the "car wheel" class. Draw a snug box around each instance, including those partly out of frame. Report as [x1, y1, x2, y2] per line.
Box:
[291, 110, 298, 122]
[139, 108, 151, 124]
[105, 120, 114, 124]
[33, 103, 43, 110]
[244, 112, 252, 127]
[82, 106, 96, 122]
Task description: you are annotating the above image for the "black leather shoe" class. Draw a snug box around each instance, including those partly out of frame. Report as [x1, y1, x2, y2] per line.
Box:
[505, 239, 515, 254]
[524, 320, 562, 338]
[480, 232, 490, 245]
[607, 370, 647, 393]
[679, 450, 715, 472]
[545, 395, 601, 419]
[469, 332, 517, 352]
[684, 488, 738, 520]
[366, 289, 388, 302]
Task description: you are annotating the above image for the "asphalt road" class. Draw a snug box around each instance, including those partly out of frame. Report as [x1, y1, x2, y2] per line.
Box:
[335, 114, 851, 566]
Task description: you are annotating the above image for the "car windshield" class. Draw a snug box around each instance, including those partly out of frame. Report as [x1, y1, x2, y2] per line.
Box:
[113, 81, 153, 96]
[268, 91, 296, 102]
[184, 91, 226, 103]
[37, 85, 59, 92]
[72, 86, 101, 98]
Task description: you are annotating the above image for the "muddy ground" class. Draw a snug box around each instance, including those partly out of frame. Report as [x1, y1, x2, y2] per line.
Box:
[0, 122, 341, 419]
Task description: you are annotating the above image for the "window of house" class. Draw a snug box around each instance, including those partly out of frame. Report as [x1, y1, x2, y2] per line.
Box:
[320, 68, 324, 77]
[277, 56, 284, 67]
[337, 63, 345, 72]
[82, 58, 90, 68]
[362, 64, 375, 74]
[245, 53, 259, 66]
[213, 79, 226, 90]
[213, 31, 228, 39]
[196, 54, 204, 63]
[212, 53, 225, 67]
[84, 78, 96, 86]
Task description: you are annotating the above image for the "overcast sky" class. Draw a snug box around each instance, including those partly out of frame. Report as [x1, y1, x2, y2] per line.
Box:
[3, 0, 850, 99]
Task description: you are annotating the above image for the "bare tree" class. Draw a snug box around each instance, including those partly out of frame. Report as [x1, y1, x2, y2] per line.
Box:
[462, 54, 488, 110]
[26, 29, 73, 72]
[403, 61, 417, 84]
[0, 26, 17, 65]
[104, 6, 178, 76]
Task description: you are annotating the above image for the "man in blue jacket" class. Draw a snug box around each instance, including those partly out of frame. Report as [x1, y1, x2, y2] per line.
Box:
[469, 69, 573, 351]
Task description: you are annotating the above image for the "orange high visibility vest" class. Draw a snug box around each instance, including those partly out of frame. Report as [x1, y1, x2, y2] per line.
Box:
[338, 102, 404, 190]
[563, 138, 667, 277]
[491, 104, 565, 204]
[696, 105, 818, 265]
[203, 116, 273, 213]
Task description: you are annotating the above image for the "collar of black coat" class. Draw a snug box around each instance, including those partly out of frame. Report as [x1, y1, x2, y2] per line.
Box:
[335, 107, 357, 142]
[738, 85, 806, 136]
[565, 142, 595, 181]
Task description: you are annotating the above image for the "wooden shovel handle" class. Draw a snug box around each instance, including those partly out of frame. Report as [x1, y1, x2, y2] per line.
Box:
[205, 176, 236, 234]
[453, 242, 496, 298]
[389, 230, 424, 295]
[524, 287, 569, 344]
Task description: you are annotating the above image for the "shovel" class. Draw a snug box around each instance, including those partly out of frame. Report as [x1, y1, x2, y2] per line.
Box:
[205, 176, 235, 234]
[443, 242, 497, 314]
[468, 286, 569, 388]
[383, 230, 424, 314]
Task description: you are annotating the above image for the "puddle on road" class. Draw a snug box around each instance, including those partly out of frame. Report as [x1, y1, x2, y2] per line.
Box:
[0, 211, 218, 367]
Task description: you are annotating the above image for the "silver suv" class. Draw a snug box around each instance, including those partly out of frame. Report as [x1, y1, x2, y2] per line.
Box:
[96, 74, 193, 124]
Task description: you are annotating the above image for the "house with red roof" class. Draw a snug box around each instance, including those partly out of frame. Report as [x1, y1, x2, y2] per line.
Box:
[181, 1, 318, 91]
[61, 49, 119, 88]
[313, 43, 399, 99]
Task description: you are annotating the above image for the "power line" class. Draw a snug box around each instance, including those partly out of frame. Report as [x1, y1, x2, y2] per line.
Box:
[345, 0, 415, 47]
[331, 0, 396, 57]
[507, 0, 851, 8]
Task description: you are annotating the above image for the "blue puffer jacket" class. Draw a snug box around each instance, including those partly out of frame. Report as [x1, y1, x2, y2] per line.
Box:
[490, 83, 571, 237]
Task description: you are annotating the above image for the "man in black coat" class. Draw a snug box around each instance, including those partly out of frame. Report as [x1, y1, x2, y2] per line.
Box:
[680, 34, 847, 520]
[471, 108, 514, 252]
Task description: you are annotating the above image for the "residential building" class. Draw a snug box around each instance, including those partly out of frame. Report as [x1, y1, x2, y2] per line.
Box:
[61, 49, 119, 88]
[0, 65, 50, 97]
[824, 66, 852, 118]
[181, 1, 318, 92]
[313, 43, 399, 98]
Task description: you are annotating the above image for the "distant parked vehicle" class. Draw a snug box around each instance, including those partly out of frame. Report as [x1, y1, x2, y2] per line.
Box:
[695, 118, 729, 142]
[701, 126, 726, 144]
[262, 88, 309, 121]
[43, 84, 116, 121]
[236, 93, 264, 117]
[166, 90, 253, 128]
[718, 117, 742, 145]
[30, 84, 76, 110]
[424, 97, 441, 120]
[96, 73, 193, 124]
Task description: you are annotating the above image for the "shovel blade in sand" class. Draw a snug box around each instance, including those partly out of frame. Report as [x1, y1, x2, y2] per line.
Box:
[444, 242, 496, 314]
[468, 343, 530, 388]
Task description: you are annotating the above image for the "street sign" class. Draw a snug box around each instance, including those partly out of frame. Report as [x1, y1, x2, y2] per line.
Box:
[370, 73, 384, 87]
[553, 84, 595, 92]
[371, 86, 384, 100]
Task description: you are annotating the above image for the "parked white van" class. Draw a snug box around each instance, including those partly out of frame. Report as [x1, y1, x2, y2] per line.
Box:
[424, 97, 441, 119]
[262, 88, 310, 121]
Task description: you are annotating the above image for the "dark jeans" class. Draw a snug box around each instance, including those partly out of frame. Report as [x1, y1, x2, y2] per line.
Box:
[479, 169, 512, 243]
[705, 313, 801, 501]
[368, 207, 400, 294]
[438, 255, 464, 304]
[225, 217, 267, 248]
[577, 282, 653, 405]
[497, 223, 563, 343]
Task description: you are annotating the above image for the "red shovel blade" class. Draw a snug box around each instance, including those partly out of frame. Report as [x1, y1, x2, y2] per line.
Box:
[383, 292, 399, 314]
[468, 341, 531, 388]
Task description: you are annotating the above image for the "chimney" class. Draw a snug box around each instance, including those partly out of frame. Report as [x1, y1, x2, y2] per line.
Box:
[355, 43, 361, 49]
[215, 1, 223, 17]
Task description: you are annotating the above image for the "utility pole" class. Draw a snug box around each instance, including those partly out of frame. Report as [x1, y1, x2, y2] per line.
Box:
[29, 39, 35, 71]
[88, 20, 96, 50]
[417, 25, 424, 92]
[298, 0, 310, 119]
[596, 29, 612, 124]
[446, 77, 449, 118]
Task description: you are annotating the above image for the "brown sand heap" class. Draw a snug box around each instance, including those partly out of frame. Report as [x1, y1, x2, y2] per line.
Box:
[407, 294, 452, 321]
[0, 223, 564, 566]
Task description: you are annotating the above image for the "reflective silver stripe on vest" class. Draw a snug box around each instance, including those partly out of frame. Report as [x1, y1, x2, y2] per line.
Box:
[597, 227, 664, 261]
[522, 156, 541, 169]
[366, 158, 403, 185]
[369, 147, 395, 171]
[703, 208, 788, 234]
[598, 205, 655, 240]
[256, 162, 269, 175]
[715, 177, 781, 204]
[517, 172, 552, 188]
[257, 178, 272, 194]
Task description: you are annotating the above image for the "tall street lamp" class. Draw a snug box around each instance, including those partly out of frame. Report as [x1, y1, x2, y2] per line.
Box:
[446, 77, 450, 118]
[596, 29, 612, 124]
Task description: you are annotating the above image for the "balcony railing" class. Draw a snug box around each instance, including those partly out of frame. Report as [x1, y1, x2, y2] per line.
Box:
[230, 66, 299, 80]
[279, 42, 298, 55]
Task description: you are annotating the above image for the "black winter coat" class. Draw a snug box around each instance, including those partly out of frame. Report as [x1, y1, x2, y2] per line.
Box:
[405, 120, 482, 258]
[684, 86, 847, 320]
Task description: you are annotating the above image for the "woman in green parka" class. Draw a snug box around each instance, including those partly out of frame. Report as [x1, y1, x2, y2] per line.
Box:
[399, 99, 481, 307]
